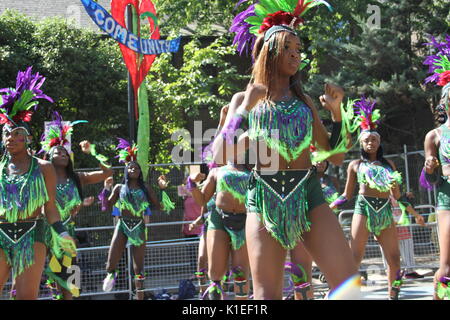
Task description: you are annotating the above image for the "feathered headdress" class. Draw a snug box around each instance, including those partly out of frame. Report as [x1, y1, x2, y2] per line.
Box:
[230, 0, 332, 56]
[40, 111, 87, 153]
[423, 34, 450, 110]
[116, 138, 138, 164]
[0, 66, 53, 131]
[423, 34, 450, 87]
[354, 96, 381, 135]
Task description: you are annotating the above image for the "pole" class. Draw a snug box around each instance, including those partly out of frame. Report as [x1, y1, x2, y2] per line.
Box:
[127, 5, 136, 142]
[403, 144, 410, 193]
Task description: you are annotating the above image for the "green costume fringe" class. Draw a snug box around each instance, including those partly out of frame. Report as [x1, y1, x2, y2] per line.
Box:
[49, 227, 77, 260]
[356, 195, 393, 236]
[0, 157, 49, 222]
[56, 180, 82, 221]
[216, 166, 250, 205]
[312, 99, 361, 163]
[0, 222, 39, 277]
[224, 226, 246, 250]
[161, 190, 175, 214]
[90, 144, 111, 168]
[357, 162, 403, 193]
[117, 189, 150, 218]
[437, 282, 450, 299]
[397, 201, 410, 226]
[117, 218, 145, 246]
[248, 99, 313, 162]
[251, 170, 311, 250]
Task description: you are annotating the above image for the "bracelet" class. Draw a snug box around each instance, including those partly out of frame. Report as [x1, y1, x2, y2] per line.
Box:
[51, 221, 67, 235]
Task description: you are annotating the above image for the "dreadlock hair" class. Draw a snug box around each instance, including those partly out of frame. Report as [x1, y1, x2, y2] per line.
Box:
[121, 161, 150, 204]
[360, 144, 393, 171]
[48, 146, 83, 199]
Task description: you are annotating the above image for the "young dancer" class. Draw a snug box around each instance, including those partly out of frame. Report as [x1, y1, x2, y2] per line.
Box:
[0, 67, 75, 299]
[421, 34, 450, 299]
[215, 0, 360, 300]
[40, 111, 113, 299]
[330, 97, 404, 299]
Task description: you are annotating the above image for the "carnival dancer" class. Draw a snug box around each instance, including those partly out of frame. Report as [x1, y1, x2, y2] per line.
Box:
[39, 111, 113, 300]
[214, 0, 360, 300]
[330, 96, 405, 299]
[420, 34, 450, 300]
[101, 138, 170, 300]
[0, 67, 75, 299]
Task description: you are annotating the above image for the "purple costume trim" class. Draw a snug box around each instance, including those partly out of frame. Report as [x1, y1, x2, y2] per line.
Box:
[419, 168, 435, 190]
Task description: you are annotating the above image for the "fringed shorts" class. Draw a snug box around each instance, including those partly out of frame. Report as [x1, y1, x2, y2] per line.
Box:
[245, 169, 325, 250]
[437, 177, 450, 211]
[207, 208, 246, 250]
[354, 195, 394, 236]
[0, 219, 45, 277]
[117, 216, 146, 247]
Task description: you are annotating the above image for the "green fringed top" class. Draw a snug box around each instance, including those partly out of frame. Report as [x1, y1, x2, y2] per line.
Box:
[56, 179, 82, 221]
[116, 186, 150, 218]
[216, 164, 250, 204]
[248, 98, 313, 162]
[0, 156, 49, 222]
[357, 161, 402, 193]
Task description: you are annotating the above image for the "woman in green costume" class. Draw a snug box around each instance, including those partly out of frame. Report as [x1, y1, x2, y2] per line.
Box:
[330, 97, 403, 300]
[215, 0, 360, 300]
[101, 138, 169, 300]
[39, 111, 113, 300]
[0, 67, 75, 299]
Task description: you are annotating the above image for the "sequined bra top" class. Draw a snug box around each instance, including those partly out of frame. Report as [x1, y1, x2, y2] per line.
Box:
[438, 124, 450, 165]
[248, 98, 313, 162]
[0, 157, 49, 222]
[357, 160, 402, 193]
[56, 179, 82, 221]
[216, 165, 251, 204]
[116, 185, 150, 218]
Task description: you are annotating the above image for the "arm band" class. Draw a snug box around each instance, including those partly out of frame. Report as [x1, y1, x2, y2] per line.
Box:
[51, 221, 67, 235]
[221, 113, 248, 144]
[331, 195, 348, 207]
[186, 177, 197, 192]
[329, 121, 342, 149]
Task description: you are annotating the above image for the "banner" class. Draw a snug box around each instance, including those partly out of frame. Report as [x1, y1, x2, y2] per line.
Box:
[81, 0, 180, 55]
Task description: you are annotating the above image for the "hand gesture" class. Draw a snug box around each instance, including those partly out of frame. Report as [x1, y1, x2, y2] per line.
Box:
[414, 214, 426, 227]
[190, 172, 206, 183]
[83, 196, 95, 207]
[219, 105, 229, 127]
[104, 176, 114, 190]
[424, 156, 440, 174]
[158, 175, 169, 189]
[319, 83, 344, 113]
[79, 140, 91, 154]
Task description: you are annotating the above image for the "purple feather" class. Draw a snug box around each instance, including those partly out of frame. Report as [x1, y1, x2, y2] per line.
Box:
[331, 196, 347, 207]
[419, 168, 434, 190]
[423, 34, 450, 85]
[230, 3, 258, 56]
[116, 137, 130, 150]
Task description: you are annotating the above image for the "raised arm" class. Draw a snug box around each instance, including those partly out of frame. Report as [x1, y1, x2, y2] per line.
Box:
[189, 170, 217, 207]
[77, 140, 113, 185]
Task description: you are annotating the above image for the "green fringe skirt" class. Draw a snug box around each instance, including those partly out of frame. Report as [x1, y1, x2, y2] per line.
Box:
[245, 169, 325, 250]
[0, 219, 45, 277]
[354, 195, 393, 236]
[117, 217, 146, 247]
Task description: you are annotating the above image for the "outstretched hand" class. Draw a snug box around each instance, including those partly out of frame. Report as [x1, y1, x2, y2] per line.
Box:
[79, 140, 91, 154]
[319, 83, 344, 115]
[158, 175, 169, 189]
